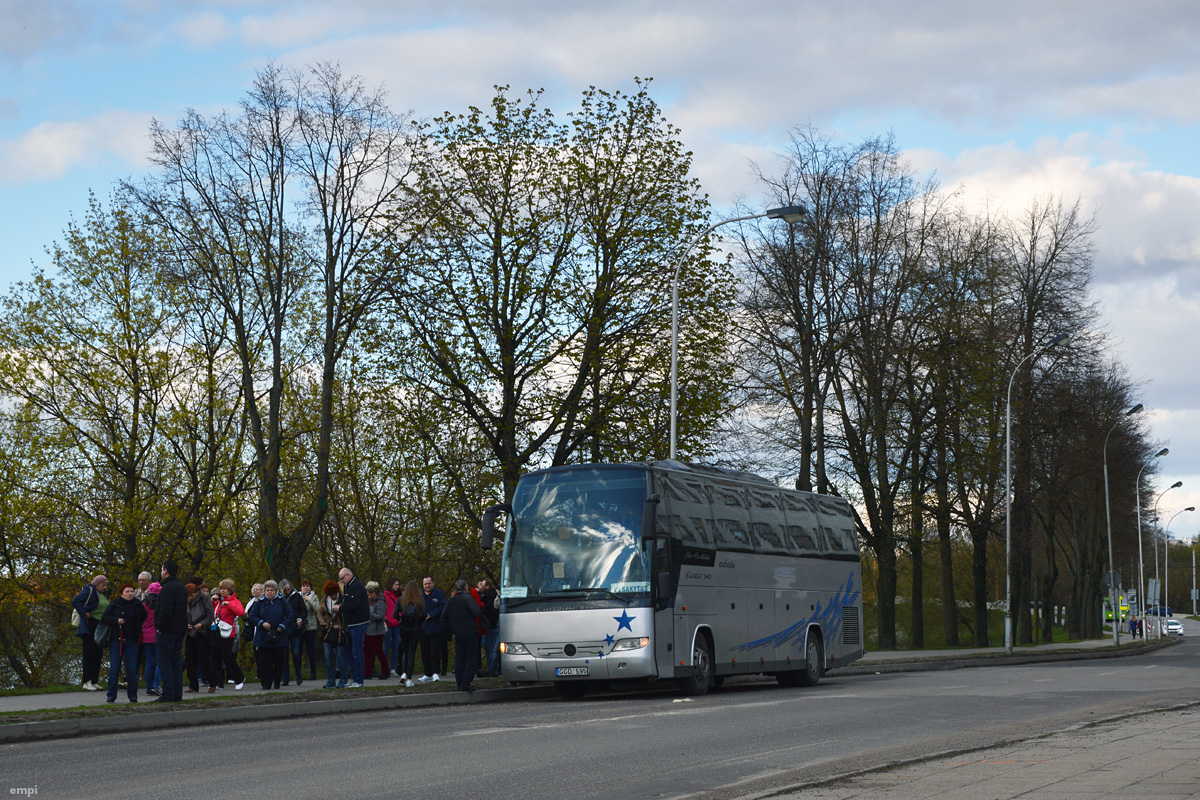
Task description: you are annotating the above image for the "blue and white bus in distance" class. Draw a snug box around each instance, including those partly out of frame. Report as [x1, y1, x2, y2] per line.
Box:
[481, 460, 865, 698]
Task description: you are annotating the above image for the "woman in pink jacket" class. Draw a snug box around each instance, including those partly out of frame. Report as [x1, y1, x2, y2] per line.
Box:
[210, 579, 246, 690]
[143, 582, 161, 696]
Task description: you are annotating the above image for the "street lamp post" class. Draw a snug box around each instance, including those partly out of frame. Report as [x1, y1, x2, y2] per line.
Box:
[1164, 507, 1195, 627]
[1004, 332, 1070, 654]
[670, 204, 806, 460]
[1102, 402, 1143, 646]
[1153, 481, 1182, 637]
[1135, 448, 1169, 619]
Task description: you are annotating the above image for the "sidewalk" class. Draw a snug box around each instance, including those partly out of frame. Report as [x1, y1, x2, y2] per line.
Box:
[767, 702, 1200, 799]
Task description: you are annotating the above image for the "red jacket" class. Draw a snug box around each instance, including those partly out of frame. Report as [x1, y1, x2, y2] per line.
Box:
[383, 589, 401, 628]
[213, 593, 245, 632]
[470, 588, 486, 635]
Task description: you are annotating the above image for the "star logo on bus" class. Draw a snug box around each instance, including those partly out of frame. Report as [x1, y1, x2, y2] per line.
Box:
[604, 633, 614, 645]
[614, 610, 635, 632]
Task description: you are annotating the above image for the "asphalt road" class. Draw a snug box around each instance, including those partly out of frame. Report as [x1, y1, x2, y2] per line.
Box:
[4, 622, 1197, 800]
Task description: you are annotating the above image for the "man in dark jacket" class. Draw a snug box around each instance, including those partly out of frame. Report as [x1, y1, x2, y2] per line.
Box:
[444, 579, 482, 692]
[154, 560, 189, 702]
[477, 578, 500, 677]
[280, 579, 308, 686]
[418, 576, 448, 682]
[334, 568, 368, 687]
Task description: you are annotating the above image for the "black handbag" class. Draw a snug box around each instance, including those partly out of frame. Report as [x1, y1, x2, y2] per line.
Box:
[322, 610, 348, 647]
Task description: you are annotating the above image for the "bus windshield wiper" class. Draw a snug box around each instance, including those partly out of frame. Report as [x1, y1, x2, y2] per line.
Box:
[544, 588, 632, 604]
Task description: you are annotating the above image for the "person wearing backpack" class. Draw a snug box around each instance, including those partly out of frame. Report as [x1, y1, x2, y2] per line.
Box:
[393, 580, 425, 687]
[71, 575, 109, 691]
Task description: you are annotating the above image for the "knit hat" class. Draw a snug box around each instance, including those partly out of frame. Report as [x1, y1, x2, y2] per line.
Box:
[147, 582, 161, 594]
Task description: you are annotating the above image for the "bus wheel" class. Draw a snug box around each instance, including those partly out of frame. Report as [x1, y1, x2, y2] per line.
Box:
[712, 675, 725, 691]
[555, 682, 588, 700]
[684, 635, 713, 696]
[797, 636, 823, 687]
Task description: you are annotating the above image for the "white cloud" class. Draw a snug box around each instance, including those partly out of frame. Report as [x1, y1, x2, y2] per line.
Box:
[0, 111, 153, 185]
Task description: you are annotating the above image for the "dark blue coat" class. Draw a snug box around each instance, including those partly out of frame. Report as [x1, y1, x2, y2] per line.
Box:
[247, 593, 290, 648]
[421, 587, 447, 635]
[71, 584, 100, 635]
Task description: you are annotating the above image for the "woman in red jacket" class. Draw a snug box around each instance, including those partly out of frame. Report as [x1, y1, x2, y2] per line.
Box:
[210, 579, 246, 690]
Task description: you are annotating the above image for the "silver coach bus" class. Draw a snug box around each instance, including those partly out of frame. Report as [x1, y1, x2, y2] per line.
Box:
[480, 460, 864, 698]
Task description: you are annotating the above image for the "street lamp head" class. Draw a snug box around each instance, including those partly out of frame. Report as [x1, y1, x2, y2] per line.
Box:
[1126, 403, 1144, 416]
[1171, 481, 1184, 489]
[765, 204, 807, 224]
[1048, 332, 1070, 347]
[1156, 447, 1170, 458]
[1187, 507, 1196, 512]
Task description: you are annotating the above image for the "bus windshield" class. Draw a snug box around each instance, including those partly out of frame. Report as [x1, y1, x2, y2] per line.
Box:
[502, 468, 650, 599]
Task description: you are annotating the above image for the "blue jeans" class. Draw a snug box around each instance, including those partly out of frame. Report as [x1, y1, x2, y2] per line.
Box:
[482, 628, 500, 675]
[107, 638, 139, 701]
[323, 638, 348, 685]
[347, 625, 366, 684]
[383, 626, 401, 673]
[144, 640, 160, 691]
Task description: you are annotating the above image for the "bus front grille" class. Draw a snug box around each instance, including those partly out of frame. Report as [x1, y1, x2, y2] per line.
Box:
[534, 642, 606, 658]
[841, 607, 861, 645]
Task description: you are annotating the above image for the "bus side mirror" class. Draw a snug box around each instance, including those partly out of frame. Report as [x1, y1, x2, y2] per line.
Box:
[481, 504, 511, 551]
[641, 494, 660, 541]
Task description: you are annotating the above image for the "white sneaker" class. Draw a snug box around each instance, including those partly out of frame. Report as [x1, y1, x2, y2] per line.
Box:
[431, 673, 440, 682]
[235, 682, 244, 690]
[347, 682, 364, 688]
[399, 673, 407, 681]
[418, 675, 432, 683]
[405, 679, 414, 687]
[388, 670, 398, 678]
[83, 681, 99, 691]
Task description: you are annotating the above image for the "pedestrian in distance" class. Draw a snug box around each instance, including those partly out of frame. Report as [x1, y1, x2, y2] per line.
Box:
[383, 577, 402, 677]
[477, 577, 500, 677]
[280, 579, 308, 686]
[154, 560, 189, 702]
[101, 582, 147, 703]
[142, 581, 162, 696]
[394, 580, 425, 687]
[363, 581, 390, 680]
[299, 580, 321, 682]
[210, 579, 246, 690]
[333, 567, 369, 687]
[319, 579, 348, 688]
[184, 582, 216, 693]
[248, 580, 291, 690]
[444, 579, 482, 693]
[71, 575, 109, 691]
[418, 576, 448, 682]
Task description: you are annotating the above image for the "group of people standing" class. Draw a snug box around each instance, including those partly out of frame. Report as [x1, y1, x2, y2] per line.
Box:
[72, 563, 501, 702]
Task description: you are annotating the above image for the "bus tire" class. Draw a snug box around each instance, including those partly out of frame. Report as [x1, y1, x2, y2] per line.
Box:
[683, 634, 713, 696]
[712, 675, 725, 691]
[554, 682, 588, 700]
[797, 635, 823, 687]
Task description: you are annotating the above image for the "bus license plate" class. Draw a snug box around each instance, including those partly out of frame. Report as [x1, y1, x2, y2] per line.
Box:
[556, 667, 588, 677]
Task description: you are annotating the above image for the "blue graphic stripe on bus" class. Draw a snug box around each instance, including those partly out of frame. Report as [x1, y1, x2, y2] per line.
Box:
[728, 573, 859, 653]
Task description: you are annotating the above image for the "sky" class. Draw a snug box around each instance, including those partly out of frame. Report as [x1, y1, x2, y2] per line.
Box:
[3, 0, 1200, 540]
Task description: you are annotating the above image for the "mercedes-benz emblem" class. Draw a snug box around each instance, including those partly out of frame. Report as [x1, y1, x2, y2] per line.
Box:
[564, 643, 577, 657]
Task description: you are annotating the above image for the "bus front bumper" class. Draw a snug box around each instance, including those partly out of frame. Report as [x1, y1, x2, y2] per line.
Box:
[502, 647, 656, 682]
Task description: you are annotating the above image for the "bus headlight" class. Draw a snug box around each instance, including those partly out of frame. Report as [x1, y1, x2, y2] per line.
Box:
[611, 637, 649, 651]
[500, 642, 529, 655]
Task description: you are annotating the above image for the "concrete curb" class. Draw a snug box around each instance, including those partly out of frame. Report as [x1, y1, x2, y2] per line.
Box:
[0, 685, 556, 744]
[0, 638, 1180, 743]
[830, 636, 1181, 676]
